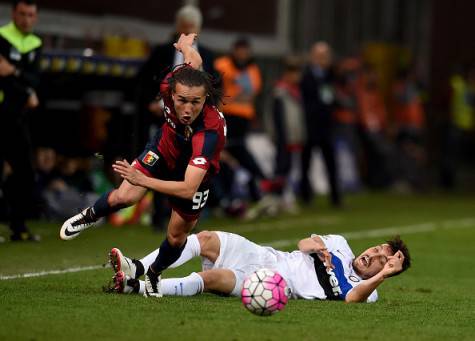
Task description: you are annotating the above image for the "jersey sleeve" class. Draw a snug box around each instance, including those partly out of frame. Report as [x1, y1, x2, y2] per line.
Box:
[346, 286, 379, 303]
[189, 130, 219, 170]
[366, 289, 378, 303]
[311, 234, 351, 254]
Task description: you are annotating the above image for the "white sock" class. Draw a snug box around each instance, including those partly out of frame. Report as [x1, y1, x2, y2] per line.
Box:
[162, 272, 204, 296]
[135, 272, 204, 296]
[138, 280, 145, 295]
[139, 234, 201, 271]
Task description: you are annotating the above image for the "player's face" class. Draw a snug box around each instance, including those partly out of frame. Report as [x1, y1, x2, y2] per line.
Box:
[172, 83, 207, 125]
[12, 2, 38, 34]
[353, 243, 393, 279]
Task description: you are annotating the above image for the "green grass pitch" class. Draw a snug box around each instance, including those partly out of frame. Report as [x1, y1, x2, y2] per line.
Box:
[1, 193, 475, 340]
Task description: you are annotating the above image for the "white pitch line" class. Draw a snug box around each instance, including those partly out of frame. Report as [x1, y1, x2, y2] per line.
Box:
[1, 217, 474, 281]
[0, 265, 103, 281]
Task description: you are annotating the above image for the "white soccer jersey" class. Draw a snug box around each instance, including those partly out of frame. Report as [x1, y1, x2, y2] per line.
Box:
[269, 234, 378, 302]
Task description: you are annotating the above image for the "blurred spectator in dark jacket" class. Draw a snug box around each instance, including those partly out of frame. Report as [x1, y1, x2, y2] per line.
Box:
[136, 4, 217, 148]
[355, 64, 394, 189]
[270, 55, 306, 212]
[333, 57, 362, 192]
[0, 0, 41, 241]
[300, 41, 342, 207]
[391, 66, 427, 190]
[35, 152, 98, 220]
[440, 64, 475, 188]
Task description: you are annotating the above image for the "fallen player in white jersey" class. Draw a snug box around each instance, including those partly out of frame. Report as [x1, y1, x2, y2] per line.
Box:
[106, 231, 410, 303]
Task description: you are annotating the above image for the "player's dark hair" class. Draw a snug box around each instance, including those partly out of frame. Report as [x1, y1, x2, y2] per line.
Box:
[386, 235, 411, 277]
[167, 65, 223, 106]
[12, 0, 37, 8]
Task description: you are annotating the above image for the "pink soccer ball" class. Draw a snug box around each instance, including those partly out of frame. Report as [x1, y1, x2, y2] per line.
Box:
[241, 268, 290, 316]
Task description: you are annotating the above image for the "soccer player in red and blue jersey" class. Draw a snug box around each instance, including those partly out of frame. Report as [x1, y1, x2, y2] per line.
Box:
[60, 33, 226, 296]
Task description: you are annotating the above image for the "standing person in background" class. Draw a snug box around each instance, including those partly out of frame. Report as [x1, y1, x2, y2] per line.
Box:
[300, 42, 342, 207]
[440, 64, 475, 188]
[0, 0, 41, 242]
[355, 64, 394, 189]
[332, 58, 361, 192]
[391, 66, 426, 190]
[214, 37, 266, 203]
[136, 4, 217, 231]
[270, 56, 306, 212]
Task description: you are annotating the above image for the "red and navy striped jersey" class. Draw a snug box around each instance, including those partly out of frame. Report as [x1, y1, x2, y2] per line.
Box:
[157, 68, 226, 179]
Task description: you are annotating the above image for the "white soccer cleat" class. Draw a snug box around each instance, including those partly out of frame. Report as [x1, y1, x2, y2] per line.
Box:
[59, 208, 96, 240]
[144, 272, 162, 298]
[109, 248, 137, 278]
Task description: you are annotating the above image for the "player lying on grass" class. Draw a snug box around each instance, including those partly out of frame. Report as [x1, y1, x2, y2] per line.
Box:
[107, 230, 410, 303]
[60, 33, 226, 297]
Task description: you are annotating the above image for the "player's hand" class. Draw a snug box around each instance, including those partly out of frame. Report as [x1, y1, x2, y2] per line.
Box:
[0, 56, 15, 76]
[148, 100, 164, 116]
[173, 33, 197, 52]
[316, 248, 335, 271]
[381, 250, 404, 278]
[26, 91, 39, 109]
[112, 159, 148, 187]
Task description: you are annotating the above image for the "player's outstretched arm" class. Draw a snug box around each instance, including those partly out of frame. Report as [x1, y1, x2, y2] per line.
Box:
[113, 159, 206, 200]
[345, 250, 405, 303]
[174, 33, 202, 70]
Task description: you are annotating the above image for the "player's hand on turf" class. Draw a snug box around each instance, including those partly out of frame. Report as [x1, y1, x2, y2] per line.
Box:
[112, 159, 147, 187]
[173, 33, 197, 52]
[381, 250, 404, 278]
[317, 248, 335, 271]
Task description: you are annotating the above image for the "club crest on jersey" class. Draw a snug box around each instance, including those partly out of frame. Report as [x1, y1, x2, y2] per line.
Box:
[184, 125, 193, 141]
[142, 151, 159, 166]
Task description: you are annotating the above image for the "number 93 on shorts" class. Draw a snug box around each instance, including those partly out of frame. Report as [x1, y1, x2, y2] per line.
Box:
[168, 185, 210, 221]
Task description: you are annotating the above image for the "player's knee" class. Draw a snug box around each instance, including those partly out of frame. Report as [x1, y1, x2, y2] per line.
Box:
[197, 231, 219, 259]
[197, 231, 212, 247]
[200, 270, 220, 289]
[200, 270, 235, 294]
[110, 190, 135, 207]
[167, 231, 187, 247]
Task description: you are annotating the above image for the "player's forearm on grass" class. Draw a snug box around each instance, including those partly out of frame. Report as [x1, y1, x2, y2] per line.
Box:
[182, 45, 202, 70]
[345, 272, 385, 303]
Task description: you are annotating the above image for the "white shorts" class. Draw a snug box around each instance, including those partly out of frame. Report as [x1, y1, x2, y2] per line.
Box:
[201, 231, 279, 296]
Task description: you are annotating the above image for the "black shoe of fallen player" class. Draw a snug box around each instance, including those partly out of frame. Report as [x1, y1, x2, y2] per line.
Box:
[144, 268, 162, 298]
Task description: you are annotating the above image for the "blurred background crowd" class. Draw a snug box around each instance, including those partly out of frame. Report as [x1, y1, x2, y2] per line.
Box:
[1, 0, 474, 240]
